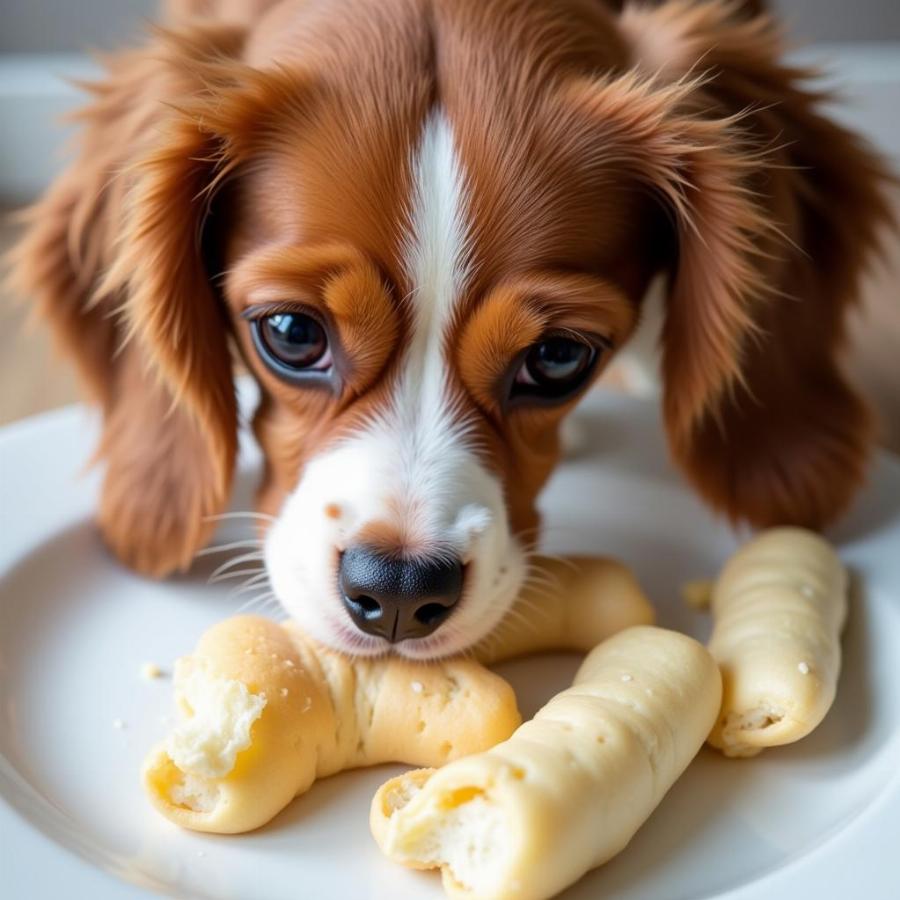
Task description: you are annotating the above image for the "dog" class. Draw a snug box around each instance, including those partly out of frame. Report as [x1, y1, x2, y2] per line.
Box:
[11, 0, 892, 659]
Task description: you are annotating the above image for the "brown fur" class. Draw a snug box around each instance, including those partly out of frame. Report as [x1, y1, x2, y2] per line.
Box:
[9, 0, 893, 577]
[620, 0, 894, 526]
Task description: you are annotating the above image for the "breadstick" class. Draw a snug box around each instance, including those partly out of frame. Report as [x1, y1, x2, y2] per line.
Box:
[706, 527, 848, 757]
[144, 616, 521, 833]
[475, 555, 654, 665]
[370, 626, 721, 900]
[144, 555, 652, 833]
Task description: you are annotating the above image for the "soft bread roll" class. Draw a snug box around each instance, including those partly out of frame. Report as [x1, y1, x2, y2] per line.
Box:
[370, 626, 722, 900]
[474, 555, 654, 665]
[706, 528, 848, 757]
[144, 616, 521, 833]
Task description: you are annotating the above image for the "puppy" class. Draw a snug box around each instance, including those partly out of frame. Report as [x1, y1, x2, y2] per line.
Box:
[11, 0, 891, 658]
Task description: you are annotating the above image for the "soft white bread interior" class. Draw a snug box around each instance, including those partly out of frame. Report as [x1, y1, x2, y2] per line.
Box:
[144, 616, 520, 833]
[707, 528, 848, 757]
[144, 554, 653, 833]
[370, 626, 721, 900]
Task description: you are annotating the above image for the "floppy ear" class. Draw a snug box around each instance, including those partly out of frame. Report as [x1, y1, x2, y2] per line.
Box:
[583, 1, 892, 529]
[9, 25, 281, 576]
[96, 105, 241, 576]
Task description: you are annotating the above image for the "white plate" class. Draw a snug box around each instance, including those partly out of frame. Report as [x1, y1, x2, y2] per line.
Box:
[1, 385, 899, 900]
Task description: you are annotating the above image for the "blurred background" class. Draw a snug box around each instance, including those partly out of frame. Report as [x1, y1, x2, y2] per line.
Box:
[1, 0, 898, 444]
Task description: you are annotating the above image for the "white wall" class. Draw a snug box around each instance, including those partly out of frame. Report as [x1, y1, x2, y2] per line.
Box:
[0, 0, 899, 51]
[1, 0, 898, 203]
[0, 0, 157, 52]
[773, 0, 900, 41]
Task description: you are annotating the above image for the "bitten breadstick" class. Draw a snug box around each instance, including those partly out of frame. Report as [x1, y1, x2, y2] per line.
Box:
[370, 627, 721, 900]
[707, 527, 848, 757]
[144, 616, 521, 833]
[475, 555, 654, 665]
[144, 555, 653, 833]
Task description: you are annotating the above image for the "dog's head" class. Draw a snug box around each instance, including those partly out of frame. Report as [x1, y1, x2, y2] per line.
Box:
[16, 0, 890, 657]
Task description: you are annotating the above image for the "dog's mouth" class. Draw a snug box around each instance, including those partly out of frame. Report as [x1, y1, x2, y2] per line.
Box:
[327, 620, 467, 661]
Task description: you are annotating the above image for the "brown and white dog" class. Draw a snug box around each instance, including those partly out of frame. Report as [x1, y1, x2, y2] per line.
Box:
[12, 0, 892, 658]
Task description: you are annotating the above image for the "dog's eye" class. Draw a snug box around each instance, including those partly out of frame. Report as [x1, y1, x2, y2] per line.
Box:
[253, 312, 332, 375]
[512, 336, 598, 402]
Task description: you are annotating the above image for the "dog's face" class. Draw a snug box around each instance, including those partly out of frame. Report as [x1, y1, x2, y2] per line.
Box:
[222, 103, 656, 657]
[197, 2, 677, 659]
[20, 1, 884, 654]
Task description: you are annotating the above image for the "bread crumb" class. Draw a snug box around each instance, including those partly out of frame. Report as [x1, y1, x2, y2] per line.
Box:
[284, 659, 295, 668]
[280, 687, 289, 698]
[411, 681, 424, 694]
[301, 696, 313, 712]
[620, 674, 633, 683]
[681, 579, 713, 610]
[140, 662, 163, 680]
[798, 661, 811, 675]
[112, 718, 126, 730]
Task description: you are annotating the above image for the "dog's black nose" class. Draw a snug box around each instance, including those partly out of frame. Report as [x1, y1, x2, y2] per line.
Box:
[339, 546, 464, 642]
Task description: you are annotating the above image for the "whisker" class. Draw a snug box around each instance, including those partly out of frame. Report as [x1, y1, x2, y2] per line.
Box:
[208, 565, 266, 585]
[499, 604, 546, 632]
[536, 553, 581, 574]
[520, 565, 566, 591]
[228, 574, 272, 599]
[255, 592, 279, 607]
[235, 591, 280, 616]
[520, 570, 564, 592]
[203, 511, 277, 524]
[516, 585, 559, 605]
[197, 539, 265, 557]
[239, 590, 277, 606]
[516, 590, 560, 612]
[209, 551, 266, 580]
[513, 598, 554, 624]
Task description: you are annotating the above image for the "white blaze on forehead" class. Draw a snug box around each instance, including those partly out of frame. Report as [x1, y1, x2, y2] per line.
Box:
[358, 109, 481, 545]
[402, 110, 471, 380]
[264, 111, 526, 658]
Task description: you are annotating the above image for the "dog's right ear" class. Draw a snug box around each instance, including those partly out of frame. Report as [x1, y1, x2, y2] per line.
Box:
[9, 25, 301, 576]
[606, 0, 893, 529]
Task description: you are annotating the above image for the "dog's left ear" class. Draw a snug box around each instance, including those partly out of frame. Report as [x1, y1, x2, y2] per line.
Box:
[94, 44, 312, 575]
[577, 1, 893, 529]
[10, 22, 310, 577]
